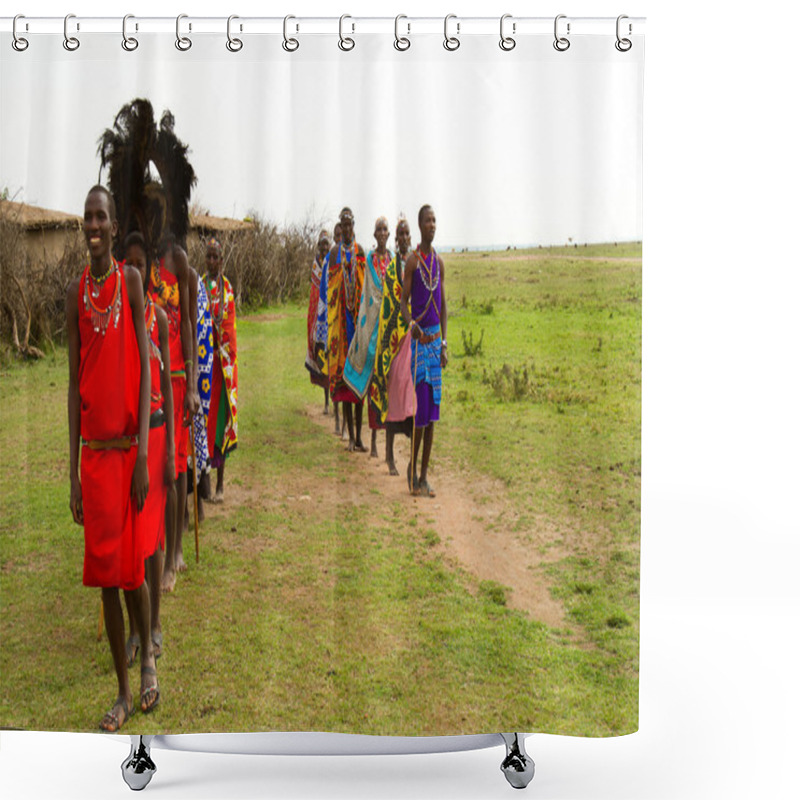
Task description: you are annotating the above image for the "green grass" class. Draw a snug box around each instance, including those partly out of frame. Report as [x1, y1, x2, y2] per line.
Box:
[0, 244, 640, 737]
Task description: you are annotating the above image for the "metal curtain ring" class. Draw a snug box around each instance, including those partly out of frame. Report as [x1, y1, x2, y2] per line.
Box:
[553, 14, 570, 52]
[394, 14, 410, 51]
[338, 15, 355, 51]
[226, 15, 243, 52]
[122, 14, 138, 51]
[63, 14, 80, 51]
[499, 13, 515, 51]
[615, 14, 632, 52]
[175, 14, 192, 51]
[12, 15, 29, 51]
[443, 13, 460, 51]
[283, 15, 299, 52]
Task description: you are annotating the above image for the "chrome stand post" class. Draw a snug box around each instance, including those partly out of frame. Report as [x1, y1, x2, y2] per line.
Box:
[500, 733, 535, 789]
[121, 735, 157, 791]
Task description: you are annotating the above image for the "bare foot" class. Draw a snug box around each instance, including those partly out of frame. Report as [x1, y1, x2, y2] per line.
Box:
[214, 489, 224, 504]
[176, 552, 188, 573]
[140, 662, 159, 714]
[387, 460, 399, 476]
[99, 693, 134, 732]
[354, 440, 367, 453]
[370, 445, 378, 458]
[347, 439, 355, 452]
[161, 567, 177, 593]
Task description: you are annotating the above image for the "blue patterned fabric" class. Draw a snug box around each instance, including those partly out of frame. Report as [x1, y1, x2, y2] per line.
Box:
[410, 323, 442, 406]
[193, 279, 213, 472]
[315, 252, 329, 346]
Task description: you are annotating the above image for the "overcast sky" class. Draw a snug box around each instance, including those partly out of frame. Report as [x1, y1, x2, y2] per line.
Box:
[1, 29, 642, 249]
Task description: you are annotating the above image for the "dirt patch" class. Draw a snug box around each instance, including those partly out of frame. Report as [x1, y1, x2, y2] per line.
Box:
[296, 404, 570, 629]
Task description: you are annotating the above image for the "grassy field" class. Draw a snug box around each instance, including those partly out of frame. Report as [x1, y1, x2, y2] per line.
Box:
[0, 244, 640, 737]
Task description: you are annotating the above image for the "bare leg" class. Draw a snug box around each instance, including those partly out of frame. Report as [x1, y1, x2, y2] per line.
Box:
[161, 483, 178, 593]
[146, 549, 163, 657]
[100, 587, 134, 730]
[386, 430, 398, 475]
[343, 402, 355, 450]
[125, 582, 158, 713]
[123, 591, 139, 667]
[323, 385, 330, 414]
[174, 471, 188, 572]
[354, 402, 366, 451]
[418, 423, 436, 497]
[215, 459, 225, 502]
[333, 401, 341, 435]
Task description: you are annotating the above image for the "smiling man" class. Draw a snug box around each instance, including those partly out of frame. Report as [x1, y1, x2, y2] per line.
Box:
[66, 185, 159, 731]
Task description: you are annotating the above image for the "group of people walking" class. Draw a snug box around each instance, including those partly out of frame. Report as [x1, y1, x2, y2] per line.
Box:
[67, 185, 239, 732]
[306, 205, 448, 496]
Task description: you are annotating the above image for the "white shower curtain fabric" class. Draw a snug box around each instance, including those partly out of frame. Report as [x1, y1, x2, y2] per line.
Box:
[0, 25, 643, 737]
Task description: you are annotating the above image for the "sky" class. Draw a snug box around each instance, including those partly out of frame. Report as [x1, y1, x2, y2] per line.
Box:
[1, 23, 643, 249]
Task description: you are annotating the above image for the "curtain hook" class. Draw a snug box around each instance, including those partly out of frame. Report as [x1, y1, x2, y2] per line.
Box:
[122, 14, 138, 51]
[444, 13, 460, 51]
[338, 14, 355, 51]
[227, 15, 243, 52]
[615, 15, 632, 52]
[394, 14, 410, 51]
[12, 15, 29, 52]
[175, 14, 192, 51]
[553, 14, 570, 52]
[499, 13, 515, 51]
[283, 15, 299, 52]
[63, 14, 80, 51]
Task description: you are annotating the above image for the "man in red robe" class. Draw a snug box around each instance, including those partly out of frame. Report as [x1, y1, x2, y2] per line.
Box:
[66, 185, 159, 731]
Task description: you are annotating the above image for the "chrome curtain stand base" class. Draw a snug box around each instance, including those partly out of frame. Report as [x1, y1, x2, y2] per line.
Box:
[121, 732, 534, 790]
[121, 735, 156, 791]
[500, 732, 535, 789]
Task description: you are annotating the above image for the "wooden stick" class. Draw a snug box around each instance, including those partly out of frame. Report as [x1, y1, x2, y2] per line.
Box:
[96, 599, 104, 641]
[189, 415, 200, 563]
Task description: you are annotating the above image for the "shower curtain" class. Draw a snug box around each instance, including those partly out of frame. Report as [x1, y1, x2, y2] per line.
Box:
[0, 15, 644, 742]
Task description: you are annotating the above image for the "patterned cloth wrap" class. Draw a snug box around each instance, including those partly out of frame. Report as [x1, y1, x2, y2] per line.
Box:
[344, 248, 392, 400]
[315, 252, 329, 351]
[305, 255, 328, 385]
[372, 256, 410, 422]
[204, 272, 238, 464]
[410, 326, 443, 405]
[326, 242, 366, 401]
[192, 278, 213, 473]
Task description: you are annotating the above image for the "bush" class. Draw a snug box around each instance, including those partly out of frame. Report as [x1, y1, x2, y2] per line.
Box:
[188, 214, 318, 310]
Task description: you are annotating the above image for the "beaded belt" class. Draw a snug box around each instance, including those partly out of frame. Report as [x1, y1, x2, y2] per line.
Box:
[82, 435, 139, 451]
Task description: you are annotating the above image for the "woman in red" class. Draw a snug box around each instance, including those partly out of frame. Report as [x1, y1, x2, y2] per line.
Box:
[123, 232, 175, 664]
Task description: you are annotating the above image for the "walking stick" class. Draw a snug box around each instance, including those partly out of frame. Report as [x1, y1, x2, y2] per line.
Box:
[188, 415, 200, 563]
[97, 599, 105, 641]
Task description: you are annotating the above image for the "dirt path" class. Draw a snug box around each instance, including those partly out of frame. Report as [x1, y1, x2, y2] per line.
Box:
[297, 403, 570, 629]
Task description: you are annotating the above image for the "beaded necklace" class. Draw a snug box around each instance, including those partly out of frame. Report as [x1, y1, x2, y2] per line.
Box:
[205, 273, 226, 330]
[373, 250, 391, 281]
[88, 258, 115, 299]
[145, 299, 162, 367]
[84, 260, 122, 335]
[416, 246, 439, 293]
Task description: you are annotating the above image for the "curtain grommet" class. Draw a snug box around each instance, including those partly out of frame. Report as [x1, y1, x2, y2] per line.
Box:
[615, 15, 632, 52]
[63, 14, 80, 51]
[12, 15, 29, 52]
[338, 14, 355, 51]
[283, 15, 299, 52]
[499, 14, 515, 51]
[176, 14, 192, 51]
[122, 14, 138, 51]
[394, 14, 411, 51]
[444, 14, 460, 51]
[553, 14, 570, 52]
[226, 15, 243, 52]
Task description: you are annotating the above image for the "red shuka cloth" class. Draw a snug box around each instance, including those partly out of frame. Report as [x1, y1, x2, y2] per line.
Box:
[136, 300, 168, 557]
[78, 264, 144, 590]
